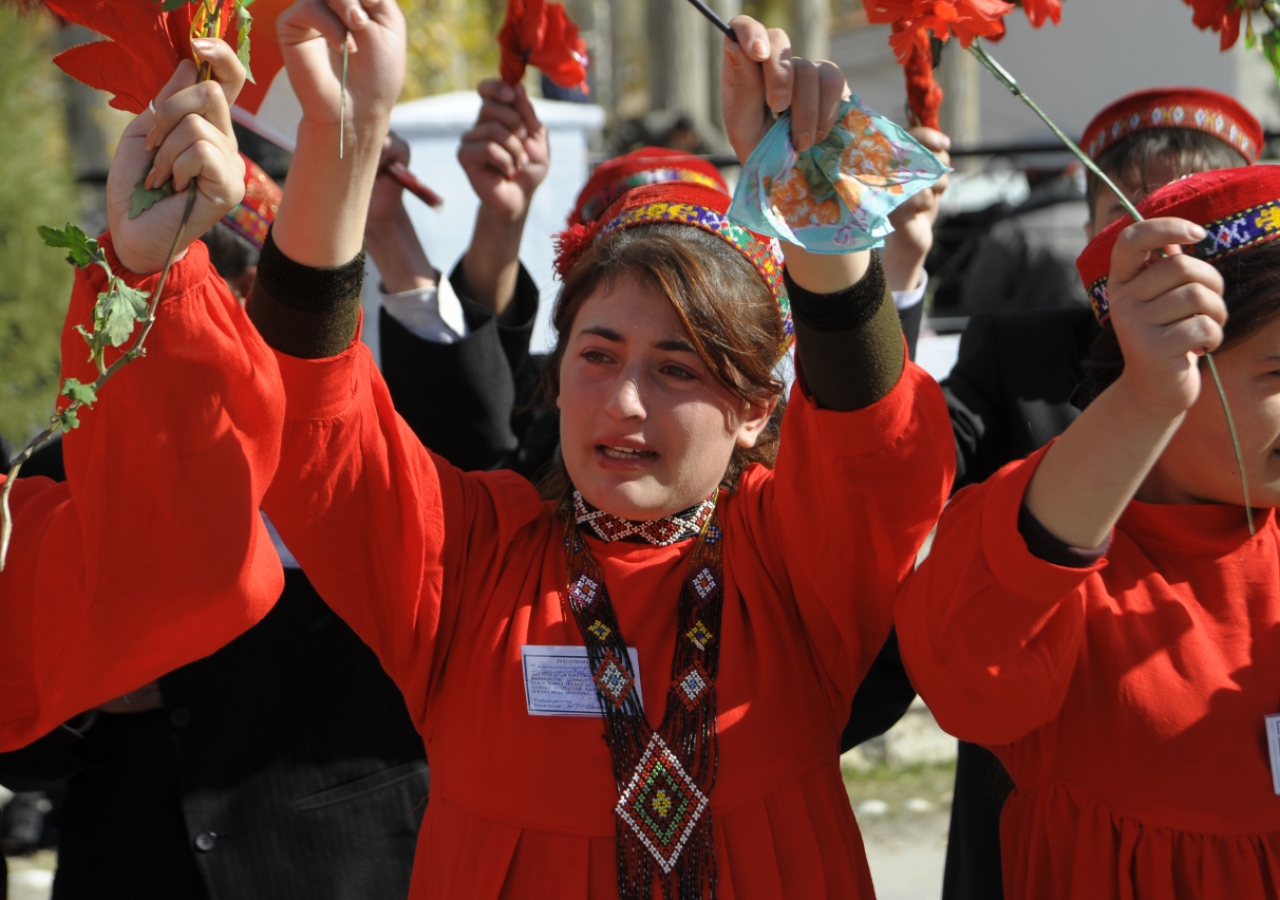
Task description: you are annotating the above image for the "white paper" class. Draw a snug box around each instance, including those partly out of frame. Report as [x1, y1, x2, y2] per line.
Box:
[1265, 714, 1280, 795]
[522, 645, 642, 717]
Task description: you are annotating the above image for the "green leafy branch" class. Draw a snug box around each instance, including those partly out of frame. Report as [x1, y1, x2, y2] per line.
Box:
[0, 0, 250, 569]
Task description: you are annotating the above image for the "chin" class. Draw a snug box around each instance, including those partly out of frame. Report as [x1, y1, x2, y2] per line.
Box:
[581, 479, 672, 521]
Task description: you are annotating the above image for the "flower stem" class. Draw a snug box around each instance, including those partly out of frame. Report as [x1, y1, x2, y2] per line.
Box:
[966, 37, 1255, 534]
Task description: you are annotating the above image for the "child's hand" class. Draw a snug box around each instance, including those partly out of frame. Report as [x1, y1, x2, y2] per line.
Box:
[883, 126, 950, 293]
[458, 79, 549, 225]
[1108, 217, 1225, 419]
[278, 0, 405, 135]
[720, 16, 847, 165]
[366, 131, 413, 227]
[107, 40, 246, 275]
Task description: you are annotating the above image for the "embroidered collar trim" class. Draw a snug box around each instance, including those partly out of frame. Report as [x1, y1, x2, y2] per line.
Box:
[573, 491, 716, 546]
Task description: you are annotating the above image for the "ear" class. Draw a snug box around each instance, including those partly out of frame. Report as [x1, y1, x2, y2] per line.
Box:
[734, 395, 780, 449]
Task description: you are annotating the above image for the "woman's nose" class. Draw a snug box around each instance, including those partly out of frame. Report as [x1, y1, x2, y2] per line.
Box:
[605, 376, 645, 420]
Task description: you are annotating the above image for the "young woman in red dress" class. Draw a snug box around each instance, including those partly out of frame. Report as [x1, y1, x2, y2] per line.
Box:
[1, 0, 953, 896]
[899, 166, 1280, 899]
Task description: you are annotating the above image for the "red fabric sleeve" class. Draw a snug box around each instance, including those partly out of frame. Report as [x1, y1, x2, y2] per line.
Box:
[896, 443, 1106, 747]
[736, 359, 954, 729]
[262, 336, 545, 737]
[0, 237, 285, 751]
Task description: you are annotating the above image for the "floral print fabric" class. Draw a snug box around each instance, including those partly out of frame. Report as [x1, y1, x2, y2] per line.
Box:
[729, 96, 949, 254]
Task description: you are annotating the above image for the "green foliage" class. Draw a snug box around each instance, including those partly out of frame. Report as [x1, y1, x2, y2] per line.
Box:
[37, 223, 101, 269]
[59, 377, 96, 406]
[237, 0, 255, 83]
[0, 9, 78, 445]
[129, 159, 175, 219]
[400, 0, 499, 99]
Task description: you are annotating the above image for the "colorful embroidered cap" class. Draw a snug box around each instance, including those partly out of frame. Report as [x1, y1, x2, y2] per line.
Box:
[1076, 166, 1280, 321]
[555, 181, 793, 357]
[568, 147, 729, 226]
[1081, 88, 1262, 164]
[220, 154, 281, 251]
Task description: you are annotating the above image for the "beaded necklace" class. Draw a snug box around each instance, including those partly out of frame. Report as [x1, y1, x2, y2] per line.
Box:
[561, 490, 726, 900]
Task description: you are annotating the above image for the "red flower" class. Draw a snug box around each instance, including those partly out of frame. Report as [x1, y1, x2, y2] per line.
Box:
[498, 0, 588, 93]
[1021, 0, 1061, 28]
[1184, 0, 1244, 51]
[866, 0, 1014, 61]
[45, 0, 234, 114]
[899, 24, 943, 130]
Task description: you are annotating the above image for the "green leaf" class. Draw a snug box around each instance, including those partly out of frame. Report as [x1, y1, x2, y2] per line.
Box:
[160, 0, 193, 11]
[1263, 29, 1280, 93]
[237, 0, 255, 83]
[99, 283, 151, 348]
[129, 159, 174, 220]
[56, 408, 80, 433]
[60, 377, 98, 406]
[37, 223, 100, 268]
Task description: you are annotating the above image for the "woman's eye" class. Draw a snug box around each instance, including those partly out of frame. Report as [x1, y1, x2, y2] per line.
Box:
[582, 350, 612, 364]
[661, 364, 697, 381]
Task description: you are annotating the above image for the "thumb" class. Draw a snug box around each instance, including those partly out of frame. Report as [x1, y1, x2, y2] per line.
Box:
[721, 39, 767, 160]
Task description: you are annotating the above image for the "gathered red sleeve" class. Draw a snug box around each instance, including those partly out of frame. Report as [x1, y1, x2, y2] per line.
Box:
[0, 237, 285, 751]
[731, 360, 954, 729]
[896, 444, 1106, 747]
[262, 336, 545, 737]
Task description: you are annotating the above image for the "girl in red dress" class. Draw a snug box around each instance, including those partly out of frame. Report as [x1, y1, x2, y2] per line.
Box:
[2, 1, 953, 896]
[899, 166, 1280, 899]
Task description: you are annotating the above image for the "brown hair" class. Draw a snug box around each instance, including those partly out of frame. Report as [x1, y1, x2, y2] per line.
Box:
[1084, 239, 1280, 401]
[537, 223, 786, 501]
[1085, 129, 1247, 221]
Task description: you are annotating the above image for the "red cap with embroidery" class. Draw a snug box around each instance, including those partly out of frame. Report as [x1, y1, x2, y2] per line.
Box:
[1081, 87, 1262, 164]
[568, 148, 729, 227]
[1076, 166, 1280, 321]
[555, 181, 793, 357]
[221, 154, 282, 252]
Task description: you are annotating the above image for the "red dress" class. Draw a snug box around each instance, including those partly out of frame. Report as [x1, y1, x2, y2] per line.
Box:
[898, 445, 1280, 899]
[3, 245, 955, 898]
[0, 237, 284, 746]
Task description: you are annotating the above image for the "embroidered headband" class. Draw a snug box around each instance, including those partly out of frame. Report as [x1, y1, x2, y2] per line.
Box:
[1076, 166, 1280, 322]
[555, 181, 794, 357]
[569, 147, 729, 227]
[221, 154, 281, 252]
[1081, 87, 1262, 165]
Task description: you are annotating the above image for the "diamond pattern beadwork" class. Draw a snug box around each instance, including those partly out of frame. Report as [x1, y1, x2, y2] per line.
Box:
[615, 735, 710, 874]
[691, 566, 717, 600]
[687, 621, 713, 651]
[593, 650, 635, 709]
[677, 666, 709, 708]
[568, 574, 601, 611]
[588, 619, 612, 642]
[574, 491, 715, 547]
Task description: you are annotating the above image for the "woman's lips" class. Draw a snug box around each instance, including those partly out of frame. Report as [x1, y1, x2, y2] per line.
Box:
[594, 444, 659, 470]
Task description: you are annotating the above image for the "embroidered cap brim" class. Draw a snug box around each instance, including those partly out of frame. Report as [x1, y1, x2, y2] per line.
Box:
[1077, 167, 1280, 322]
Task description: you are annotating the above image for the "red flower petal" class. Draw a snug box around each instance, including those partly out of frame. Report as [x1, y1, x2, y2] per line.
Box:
[498, 0, 587, 92]
[900, 24, 943, 130]
[1021, 0, 1061, 28]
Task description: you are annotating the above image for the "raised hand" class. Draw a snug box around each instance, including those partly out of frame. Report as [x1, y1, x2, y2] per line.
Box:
[1107, 218, 1225, 418]
[108, 40, 246, 275]
[883, 126, 951, 293]
[720, 16, 847, 165]
[277, 0, 405, 133]
[458, 79, 550, 225]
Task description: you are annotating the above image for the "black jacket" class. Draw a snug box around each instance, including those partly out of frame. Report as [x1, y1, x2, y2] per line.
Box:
[939, 305, 1099, 900]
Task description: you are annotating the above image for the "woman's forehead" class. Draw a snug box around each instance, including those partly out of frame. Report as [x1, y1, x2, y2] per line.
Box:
[572, 274, 691, 346]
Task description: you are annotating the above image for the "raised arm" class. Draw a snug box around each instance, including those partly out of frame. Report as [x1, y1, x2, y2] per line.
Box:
[0, 43, 285, 750]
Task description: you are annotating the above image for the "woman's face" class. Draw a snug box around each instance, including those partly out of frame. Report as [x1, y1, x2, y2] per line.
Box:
[1143, 314, 1280, 508]
[557, 273, 776, 520]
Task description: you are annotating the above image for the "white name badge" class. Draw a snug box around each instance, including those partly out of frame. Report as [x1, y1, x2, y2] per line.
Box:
[522, 645, 643, 717]
[1266, 714, 1280, 794]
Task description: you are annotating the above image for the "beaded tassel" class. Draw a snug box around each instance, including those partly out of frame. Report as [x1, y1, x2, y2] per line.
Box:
[561, 493, 726, 900]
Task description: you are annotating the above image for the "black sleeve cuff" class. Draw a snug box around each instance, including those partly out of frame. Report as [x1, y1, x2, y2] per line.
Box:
[785, 254, 888, 333]
[246, 228, 366, 359]
[1017, 502, 1111, 568]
